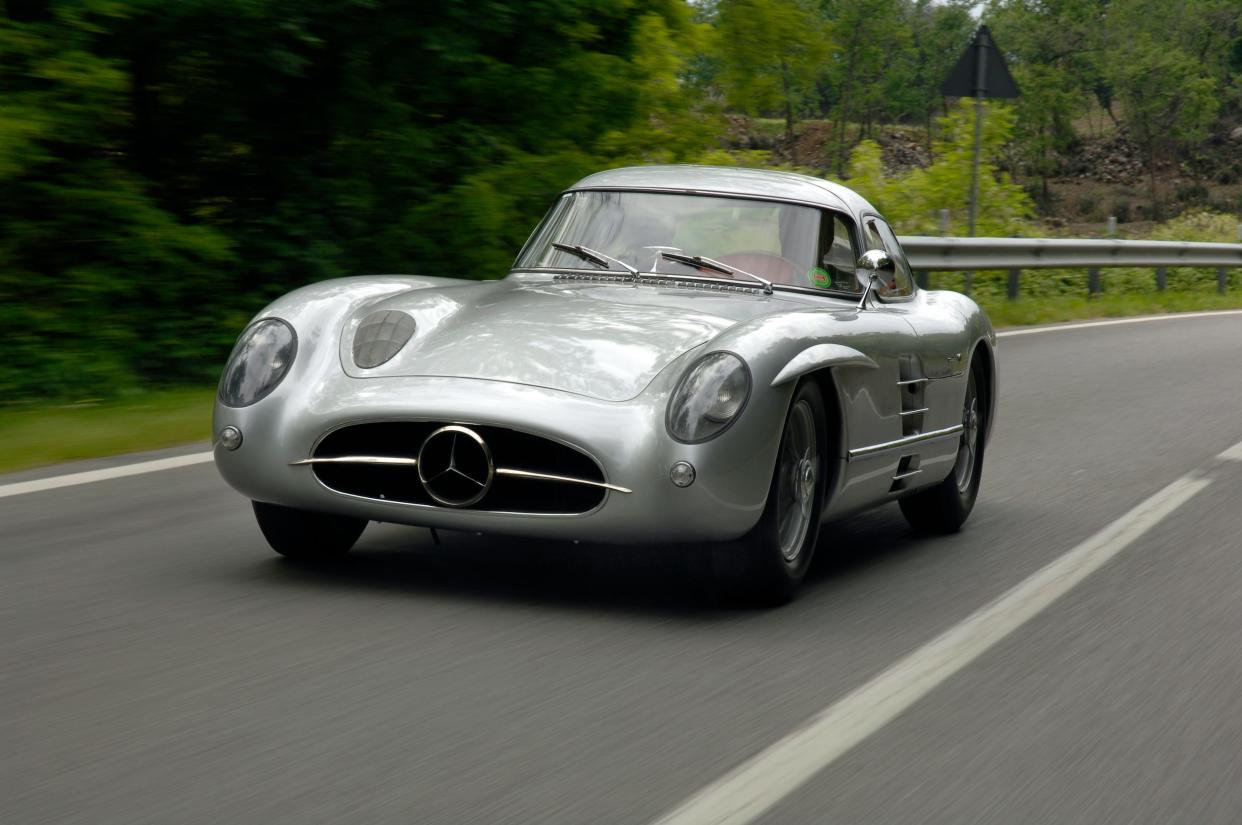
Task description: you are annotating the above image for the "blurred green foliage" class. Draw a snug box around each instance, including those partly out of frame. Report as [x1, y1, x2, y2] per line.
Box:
[1, 0, 1239, 404]
[0, 0, 717, 401]
[846, 101, 1035, 236]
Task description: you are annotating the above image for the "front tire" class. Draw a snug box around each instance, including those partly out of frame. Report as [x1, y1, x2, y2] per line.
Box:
[252, 501, 367, 560]
[899, 359, 986, 534]
[717, 381, 828, 605]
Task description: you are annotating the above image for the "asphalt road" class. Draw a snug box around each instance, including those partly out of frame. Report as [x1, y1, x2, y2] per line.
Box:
[4, 312, 1242, 825]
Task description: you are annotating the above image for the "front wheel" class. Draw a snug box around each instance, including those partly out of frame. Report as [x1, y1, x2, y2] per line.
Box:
[252, 501, 367, 560]
[899, 360, 986, 534]
[716, 381, 828, 605]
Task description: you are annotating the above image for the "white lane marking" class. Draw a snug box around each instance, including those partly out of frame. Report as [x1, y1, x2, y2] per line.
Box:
[998, 309, 1242, 338]
[650, 473, 1211, 825]
[1218, 440, 1242, 462]
[0, 452, 214, 499]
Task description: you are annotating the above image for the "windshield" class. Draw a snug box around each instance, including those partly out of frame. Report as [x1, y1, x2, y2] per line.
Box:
[515, 190, 861, 293]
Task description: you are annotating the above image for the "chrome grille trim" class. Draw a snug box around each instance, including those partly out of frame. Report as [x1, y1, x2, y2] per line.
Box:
[290, 456, 419, 466]
[495, 467, 632, 494]
[291, 457, 631, 494]
[294, 422, 622, 514]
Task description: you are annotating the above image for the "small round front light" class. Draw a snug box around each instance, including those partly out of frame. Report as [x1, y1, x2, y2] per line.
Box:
[670, 461, 696, 487]
[218, 426, 243, 451]
[218, 318, 297, 407]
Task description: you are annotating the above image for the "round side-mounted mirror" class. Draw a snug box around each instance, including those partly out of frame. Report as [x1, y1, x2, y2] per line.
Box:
[856, 249, 893, 283]
[855, 249, 894, 308]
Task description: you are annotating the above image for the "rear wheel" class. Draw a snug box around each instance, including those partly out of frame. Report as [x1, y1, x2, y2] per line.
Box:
[717, 381, 827, 605]
[252, 501, 367, 560]
[899, 359, 986, 534]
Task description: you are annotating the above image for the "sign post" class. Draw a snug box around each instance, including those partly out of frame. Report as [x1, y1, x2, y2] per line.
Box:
[942, 25, 1020, 238]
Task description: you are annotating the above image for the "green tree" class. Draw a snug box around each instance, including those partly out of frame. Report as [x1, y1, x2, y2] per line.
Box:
[846, 100, 1033, 235]
[820, 0, 912, 172]
[0, 0, 718, 402]
[0, 1, 232, 400]
[716, 0, 829, 140]
[986, 0, 1107, 206]
[1105, 40, 1219, 218]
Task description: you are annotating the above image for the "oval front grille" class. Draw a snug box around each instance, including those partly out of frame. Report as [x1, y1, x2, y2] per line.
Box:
[309, 422, 609, 515]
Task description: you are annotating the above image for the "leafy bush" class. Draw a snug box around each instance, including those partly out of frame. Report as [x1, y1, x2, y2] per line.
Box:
[844, 101, 1035, 237]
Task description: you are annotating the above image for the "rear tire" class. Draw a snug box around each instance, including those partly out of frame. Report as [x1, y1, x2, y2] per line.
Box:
[252, 501, 367, 560]
[899, 359, 986, 534]
[716, 381, 828, 606]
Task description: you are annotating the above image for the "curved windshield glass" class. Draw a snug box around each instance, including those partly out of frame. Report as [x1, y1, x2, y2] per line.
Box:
[516, 190, 861, 293]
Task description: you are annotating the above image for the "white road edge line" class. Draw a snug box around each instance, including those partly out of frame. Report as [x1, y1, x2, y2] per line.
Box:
[1218, 441, 1242, 462]
[0, 452, 214, 499]
[997, 309, 1242, 338]
[649, 472, 1213, 825]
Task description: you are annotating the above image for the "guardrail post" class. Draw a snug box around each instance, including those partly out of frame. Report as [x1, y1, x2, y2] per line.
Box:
[1088, 268, 1100, 297]
[1007, 269, 1019, 300]
[915, 270, 929, 289]
[1219, 267, 1228, 294]
[1155, 267, 1167, 291]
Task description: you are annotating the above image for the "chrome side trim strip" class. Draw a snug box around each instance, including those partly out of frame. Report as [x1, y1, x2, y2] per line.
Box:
[898, 407, 930, 416]
[495, 467, 633, 494]
[891, 468, 923, 481]
[847, 424, 964, 461]
[896, 377, 928, 386]
[290, 456, 418, 466]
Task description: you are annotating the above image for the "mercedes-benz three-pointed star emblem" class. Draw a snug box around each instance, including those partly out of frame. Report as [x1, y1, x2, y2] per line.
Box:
[416, 425, 495, 507]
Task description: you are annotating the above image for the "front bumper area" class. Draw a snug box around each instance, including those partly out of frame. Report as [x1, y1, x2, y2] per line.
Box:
[213, 374, 778, 544]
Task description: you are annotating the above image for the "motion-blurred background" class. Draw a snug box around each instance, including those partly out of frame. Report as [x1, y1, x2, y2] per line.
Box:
[1, 0, 1239, 408]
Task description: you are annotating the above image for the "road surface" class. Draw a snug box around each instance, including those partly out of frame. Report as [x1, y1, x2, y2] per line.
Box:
[4, 311, 1242, 824]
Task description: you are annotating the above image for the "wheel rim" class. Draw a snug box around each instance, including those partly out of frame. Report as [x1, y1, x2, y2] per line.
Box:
[954, 374, 981, 494]
[777, 399, 818, 562]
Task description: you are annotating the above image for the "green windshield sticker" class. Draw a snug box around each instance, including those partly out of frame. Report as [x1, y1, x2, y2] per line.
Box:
[810, 267, 832, 288]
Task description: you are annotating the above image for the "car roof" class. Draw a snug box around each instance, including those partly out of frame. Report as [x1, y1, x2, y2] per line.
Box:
[566, 165, 877, 216]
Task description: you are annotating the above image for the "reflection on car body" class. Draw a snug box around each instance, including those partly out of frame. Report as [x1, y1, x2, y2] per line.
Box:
[214, 165, 997, 604]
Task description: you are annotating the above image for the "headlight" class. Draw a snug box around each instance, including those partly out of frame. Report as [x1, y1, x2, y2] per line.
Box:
[218, 318, 297, 407]
[352, 310, 416, 368]
[667, 352, 751, 443]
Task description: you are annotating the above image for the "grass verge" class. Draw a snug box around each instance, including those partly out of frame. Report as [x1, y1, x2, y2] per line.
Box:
[979, 291, 1242, 328]
[3, 292, 1241, 475]
[0, 387, 215, 475]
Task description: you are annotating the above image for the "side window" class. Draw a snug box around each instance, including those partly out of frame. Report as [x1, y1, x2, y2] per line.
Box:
[813, 212, 861, 292]
[863, 217, 915, 299]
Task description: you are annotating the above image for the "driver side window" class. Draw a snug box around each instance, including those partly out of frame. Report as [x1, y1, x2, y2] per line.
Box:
[862, 217, 915, 299]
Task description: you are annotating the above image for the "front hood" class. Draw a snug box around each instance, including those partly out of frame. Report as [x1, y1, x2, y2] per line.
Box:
[339, 276, 796, 401]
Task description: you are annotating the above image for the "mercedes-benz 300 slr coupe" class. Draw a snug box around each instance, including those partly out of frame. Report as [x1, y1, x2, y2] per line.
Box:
[214, 165, 996, 603]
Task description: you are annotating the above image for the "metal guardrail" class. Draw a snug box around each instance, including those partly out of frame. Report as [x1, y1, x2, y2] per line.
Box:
[897, 235, 1242, 298]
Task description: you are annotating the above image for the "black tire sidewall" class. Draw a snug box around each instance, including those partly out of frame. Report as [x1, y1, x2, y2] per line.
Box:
[726, 380, 828, 600]
[252, 501, 366, 559]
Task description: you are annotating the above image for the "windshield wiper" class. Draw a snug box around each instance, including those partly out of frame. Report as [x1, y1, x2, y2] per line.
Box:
[658, 252, 773, 295]
[551, 242, 637, 278]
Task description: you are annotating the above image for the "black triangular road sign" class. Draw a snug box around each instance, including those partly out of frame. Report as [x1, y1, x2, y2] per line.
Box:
[942, 25, 1020, 99]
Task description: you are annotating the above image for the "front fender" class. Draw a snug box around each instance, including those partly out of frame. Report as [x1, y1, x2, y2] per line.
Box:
[769, 343, 877, 387]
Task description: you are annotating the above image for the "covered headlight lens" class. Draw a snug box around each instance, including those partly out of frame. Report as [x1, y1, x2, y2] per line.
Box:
[218, 318, 297, 407]
[352, 310, 417, 368]
[667, 352, 752, 443]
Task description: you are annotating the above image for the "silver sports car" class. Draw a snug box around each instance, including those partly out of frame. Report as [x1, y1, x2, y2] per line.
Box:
[214, 165, 997, 602]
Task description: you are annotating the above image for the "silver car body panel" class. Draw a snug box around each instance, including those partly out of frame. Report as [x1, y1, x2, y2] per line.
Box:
[214, 165, 996, 544]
